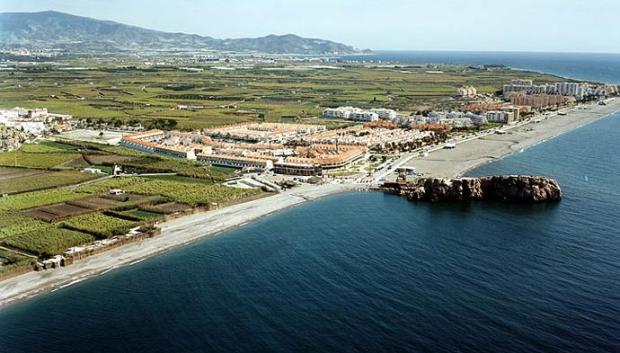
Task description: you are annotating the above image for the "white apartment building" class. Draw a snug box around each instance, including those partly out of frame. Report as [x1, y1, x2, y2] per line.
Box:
[427, 111, 486, 127]
[486, 111, 515, 124]
[322, 107, 353, 119]
[370, 108, 397, 120]
[451, 118, 474, 128]
[348, 110, 379, 122]
[554, 82, 585, 99]
[464, 112, 488, 126]
[457, 86, 477, 97]
[322, 107, 379, 122]
[503, 82, 551, 96]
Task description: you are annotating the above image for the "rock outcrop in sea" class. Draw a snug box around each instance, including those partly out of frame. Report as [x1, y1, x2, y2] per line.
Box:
[382, 176, 562, 203]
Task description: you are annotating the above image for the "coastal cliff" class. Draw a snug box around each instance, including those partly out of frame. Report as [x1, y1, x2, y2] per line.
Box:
[382, 176, 562, 203]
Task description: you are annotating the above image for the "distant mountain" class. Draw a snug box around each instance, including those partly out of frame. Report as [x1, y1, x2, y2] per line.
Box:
[0, 11, 368, 55]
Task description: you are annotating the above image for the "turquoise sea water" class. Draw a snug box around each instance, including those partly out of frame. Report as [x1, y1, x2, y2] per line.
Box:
[1, 53, 619, 353]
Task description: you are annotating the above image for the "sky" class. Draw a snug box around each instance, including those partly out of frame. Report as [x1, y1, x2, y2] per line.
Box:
[2, 0, 620, 53]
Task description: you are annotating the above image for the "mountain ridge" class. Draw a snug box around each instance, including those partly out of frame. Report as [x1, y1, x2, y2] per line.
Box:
[0, 11, 368, 55]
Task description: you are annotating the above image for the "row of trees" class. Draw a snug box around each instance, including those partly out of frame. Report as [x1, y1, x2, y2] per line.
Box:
[81, 118, 177, 129]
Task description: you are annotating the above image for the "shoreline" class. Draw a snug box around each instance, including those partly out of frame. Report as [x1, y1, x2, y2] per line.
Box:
[455, 109, 619, 177]
[2, 100, 619, 310]
[405, 99, 620, 178]
[0, 183, 362, 309]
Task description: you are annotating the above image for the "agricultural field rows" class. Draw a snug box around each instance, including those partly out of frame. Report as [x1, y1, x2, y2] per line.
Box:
[0, 170, 98, 195]
[0, 173, 262, 258]
[60, 213, 138, 239]
[79, 176, 260, 207]
[0, 213, 96, 257]
[0, 150, 84, 169]
[0, 62, 562, 130]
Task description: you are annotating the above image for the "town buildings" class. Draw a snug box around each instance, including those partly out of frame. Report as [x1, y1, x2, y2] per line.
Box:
[0, 125, 32, 152]
[507, 93, 573, 109]
[486, 111, 515, 124]
[503, 79, 617, 101]
[0, 107, 72, 134]
[457, 86, 477, 97]
[203, 122, 325, 143]
[120, 123, 371, 176]
[370, 108, 398, 120]
[302, 124, 433, 151]
[426, 111, 488, 127]
[120, 130, 204, 159]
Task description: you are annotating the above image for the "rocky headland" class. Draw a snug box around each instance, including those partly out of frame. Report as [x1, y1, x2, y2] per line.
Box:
[382, 176, 562, 203]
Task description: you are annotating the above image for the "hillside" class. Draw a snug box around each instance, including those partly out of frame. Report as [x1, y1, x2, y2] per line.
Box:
[0, 11, 365, 55]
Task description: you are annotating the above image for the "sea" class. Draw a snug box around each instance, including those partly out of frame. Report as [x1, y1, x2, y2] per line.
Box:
[1, 52, 619, 353]
[343, 51, 620, 84]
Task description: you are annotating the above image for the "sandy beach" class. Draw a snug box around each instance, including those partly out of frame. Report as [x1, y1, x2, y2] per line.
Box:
[406, 99, 620, 178]
[0, 182, 361, 308]
[2, 99, 619, 309]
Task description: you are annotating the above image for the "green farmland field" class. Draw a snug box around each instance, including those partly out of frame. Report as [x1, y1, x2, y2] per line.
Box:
[0, 60, 562, 130]
[60, 212, 138, 239]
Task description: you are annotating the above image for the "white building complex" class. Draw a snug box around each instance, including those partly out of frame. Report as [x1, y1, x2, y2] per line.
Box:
[370, 108, 398, 120]
[322, 107, 401, 122]
[457, 86, 477, 97]
[426, 111, 488, 127]
[0, 107, 72, 134]
[486, 111, 515, 124]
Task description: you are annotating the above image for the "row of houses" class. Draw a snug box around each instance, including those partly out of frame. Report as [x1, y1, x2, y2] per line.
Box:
[197, 154, 275, 171]
[120, 130, 205, 159]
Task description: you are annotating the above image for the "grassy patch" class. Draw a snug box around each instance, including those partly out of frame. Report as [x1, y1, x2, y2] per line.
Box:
[119, 156, 233, 180]
[60, 213, 138, 239]
[19, 141, 81, 153]
[2, 228, 95, 258]
[0, 151, 83, 169]
[0, 213, 95, 257]
[0, 189, 84, 211]
[0, 248, 34, 275]
[119, 209, 162, 220]
[0, 170, 97, 194]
